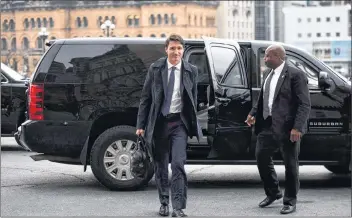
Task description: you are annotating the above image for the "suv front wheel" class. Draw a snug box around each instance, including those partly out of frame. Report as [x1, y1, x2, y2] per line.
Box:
[90, 125, 154, 190]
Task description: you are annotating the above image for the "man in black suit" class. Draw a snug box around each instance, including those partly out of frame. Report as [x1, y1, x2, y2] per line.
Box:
[245, 44, 311, 214]
[136, 34, 201, 217]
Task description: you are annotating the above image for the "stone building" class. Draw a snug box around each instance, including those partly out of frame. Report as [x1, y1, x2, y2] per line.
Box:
[0, 0, 218, 76]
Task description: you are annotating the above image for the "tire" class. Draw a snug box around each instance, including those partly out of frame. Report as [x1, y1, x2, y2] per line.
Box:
[90, 125, 154, 191]
[324, 165, 351, 174]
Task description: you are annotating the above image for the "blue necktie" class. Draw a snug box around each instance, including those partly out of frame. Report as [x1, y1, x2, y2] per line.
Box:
[161, 66, 176, 116]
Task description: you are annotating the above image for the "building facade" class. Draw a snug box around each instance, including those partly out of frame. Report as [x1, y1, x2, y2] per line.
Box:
[283, 4, 351, 77]
[216, 1, 254, 40]
[0, 0, 218, 76]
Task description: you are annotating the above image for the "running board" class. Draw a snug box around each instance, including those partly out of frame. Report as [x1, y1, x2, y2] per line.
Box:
[30, 154, 81, 164]
[185, 160, 341, 165]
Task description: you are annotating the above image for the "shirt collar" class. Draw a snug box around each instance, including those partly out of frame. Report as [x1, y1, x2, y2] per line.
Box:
[273, 61, 285, 75]
[167, 59, 182, 71]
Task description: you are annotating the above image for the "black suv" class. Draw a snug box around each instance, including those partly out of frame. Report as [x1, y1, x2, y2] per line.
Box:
[1, 63, 27, 141]
[18, 37, 351, 190]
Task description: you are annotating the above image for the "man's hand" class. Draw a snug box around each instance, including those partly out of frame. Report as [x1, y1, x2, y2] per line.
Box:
[290, 129, 301, 142]
[245, 114, 256, 126]
[136, 129, 145, 136]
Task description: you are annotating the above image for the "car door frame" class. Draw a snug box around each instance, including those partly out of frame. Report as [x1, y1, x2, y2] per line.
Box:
[202, 36, 252, 159]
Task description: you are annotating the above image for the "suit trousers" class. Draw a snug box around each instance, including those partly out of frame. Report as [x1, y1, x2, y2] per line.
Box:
[255, 117, 300, 206]
[153, 114, 188, 210]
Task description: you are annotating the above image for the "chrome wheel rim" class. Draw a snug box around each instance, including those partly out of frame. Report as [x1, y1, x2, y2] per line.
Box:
[103, 139, 137, 180]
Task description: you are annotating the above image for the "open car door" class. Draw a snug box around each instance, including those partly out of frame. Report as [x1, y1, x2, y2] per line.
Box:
[202, 36, 252, 160]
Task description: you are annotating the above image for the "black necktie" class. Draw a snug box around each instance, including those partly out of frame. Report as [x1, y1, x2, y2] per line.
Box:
[263, 70, 274, 119]
[162, 66, 176, 116]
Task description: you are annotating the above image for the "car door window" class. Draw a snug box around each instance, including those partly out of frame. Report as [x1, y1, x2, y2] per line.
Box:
[258, 49, 319, 90]
[210, 46, 243, 87]
[188, 52, 210, 84]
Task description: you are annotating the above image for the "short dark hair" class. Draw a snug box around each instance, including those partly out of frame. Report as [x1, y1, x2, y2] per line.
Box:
[165, 34, 185, 48]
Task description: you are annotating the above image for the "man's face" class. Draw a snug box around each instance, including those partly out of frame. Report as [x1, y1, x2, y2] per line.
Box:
[165, 41, 184, 65]
[264, 48, 279, 69]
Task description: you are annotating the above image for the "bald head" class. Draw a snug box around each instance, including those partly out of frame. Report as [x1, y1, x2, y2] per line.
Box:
[264, 44, 286, 69]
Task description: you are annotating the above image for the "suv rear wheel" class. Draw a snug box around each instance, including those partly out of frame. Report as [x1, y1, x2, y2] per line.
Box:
[90, 125, 154, 190]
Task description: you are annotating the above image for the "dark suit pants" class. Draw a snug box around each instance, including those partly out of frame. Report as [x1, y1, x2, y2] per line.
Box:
[255, 124, 300, 206]
[153, 115, 188, 210]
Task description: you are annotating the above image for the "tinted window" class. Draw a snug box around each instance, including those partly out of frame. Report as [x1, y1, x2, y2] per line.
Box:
[286, 55, 319, 89]
[47, 44, 165, 84]
[210, 46, 243, 86]
[188, 52, 209, 84]
[258, 49, 318, 89]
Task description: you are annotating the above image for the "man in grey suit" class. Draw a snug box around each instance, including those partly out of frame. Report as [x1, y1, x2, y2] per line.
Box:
[245, 44, 311, 214]
[136, 34, 200, 217]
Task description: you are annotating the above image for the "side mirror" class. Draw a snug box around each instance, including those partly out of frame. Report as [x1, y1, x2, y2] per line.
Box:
[318, 71, 331, 90]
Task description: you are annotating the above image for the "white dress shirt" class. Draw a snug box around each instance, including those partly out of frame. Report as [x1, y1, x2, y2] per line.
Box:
[167, 59, 182, 113]
[263, 61, 285, 116]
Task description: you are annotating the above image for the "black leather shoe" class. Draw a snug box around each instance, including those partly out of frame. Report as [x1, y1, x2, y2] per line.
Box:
[172, 209, 187, 217]
[159, 204, 169, 217]
[258, 193, 283, 208]
[280, 205, 296, 214]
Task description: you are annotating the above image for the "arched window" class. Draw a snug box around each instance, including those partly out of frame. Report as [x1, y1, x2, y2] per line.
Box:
[43, 18, 48, 27]
[37, 18, 41, 28]
[24, 18, 29, 29]
[171, 14, 176, 24]
[194, 15, 197, 26]
[1, 38, 8, 50]
[30, 18, 35, 28]
[160, 33, 166, 38]
[127, 15, 133, 26]
[83, 17, 88, 27]
[76, 17, 82, 28]
[164, 14, 169, 24]
[36, 37, 43, 49]
[200, 16, 203, 26]
[2, 20, 9, 31]
[49, 17, 54, 28]
[22, 37, 29, 50]
[150, 14, 155, 25]
[105, 16, 109, 21]
[111, 16, 116, 24]
[188, 15, 191, 25]
[150, 34, 156, 37]
[11, 38, 16, 51]
[134, 15, 140, 26]
[9, 19, 15, 31]
[157, 14, 162, 25]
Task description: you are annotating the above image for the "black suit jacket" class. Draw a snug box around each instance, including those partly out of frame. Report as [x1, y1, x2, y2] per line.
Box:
[249, 62, 311, 139]
[136, 57, 201, 146]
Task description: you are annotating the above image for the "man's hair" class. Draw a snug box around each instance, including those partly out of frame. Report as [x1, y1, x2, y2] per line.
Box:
[165, 34, 185, 48]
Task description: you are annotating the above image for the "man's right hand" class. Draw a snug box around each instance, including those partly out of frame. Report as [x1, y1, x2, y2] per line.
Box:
[245, 114, 256, 126]
[136, 129, 145, 136]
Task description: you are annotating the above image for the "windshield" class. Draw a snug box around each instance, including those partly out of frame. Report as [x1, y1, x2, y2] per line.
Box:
[1, 63, 25, 81]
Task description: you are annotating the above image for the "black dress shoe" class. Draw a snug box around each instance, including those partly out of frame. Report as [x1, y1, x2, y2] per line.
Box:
[258, 193, 283, 208]
[159, 204, 169, 217]
[172, 209, 187, 217]
[280, 205, 296, 214]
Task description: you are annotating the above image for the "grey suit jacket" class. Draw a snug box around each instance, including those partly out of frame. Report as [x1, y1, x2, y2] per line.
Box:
[249, 63, 311, 139]
[136, 57, 201, 146]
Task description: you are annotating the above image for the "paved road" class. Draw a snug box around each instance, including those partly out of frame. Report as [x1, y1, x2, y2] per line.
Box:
[1, 137, 351, 217]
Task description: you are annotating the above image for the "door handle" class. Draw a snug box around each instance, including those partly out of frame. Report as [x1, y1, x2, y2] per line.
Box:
[217, 97, 231, 103]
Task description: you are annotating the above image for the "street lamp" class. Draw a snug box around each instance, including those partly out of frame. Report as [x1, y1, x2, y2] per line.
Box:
[100, 20, 115, 37]
[38, 27, 49, 53]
